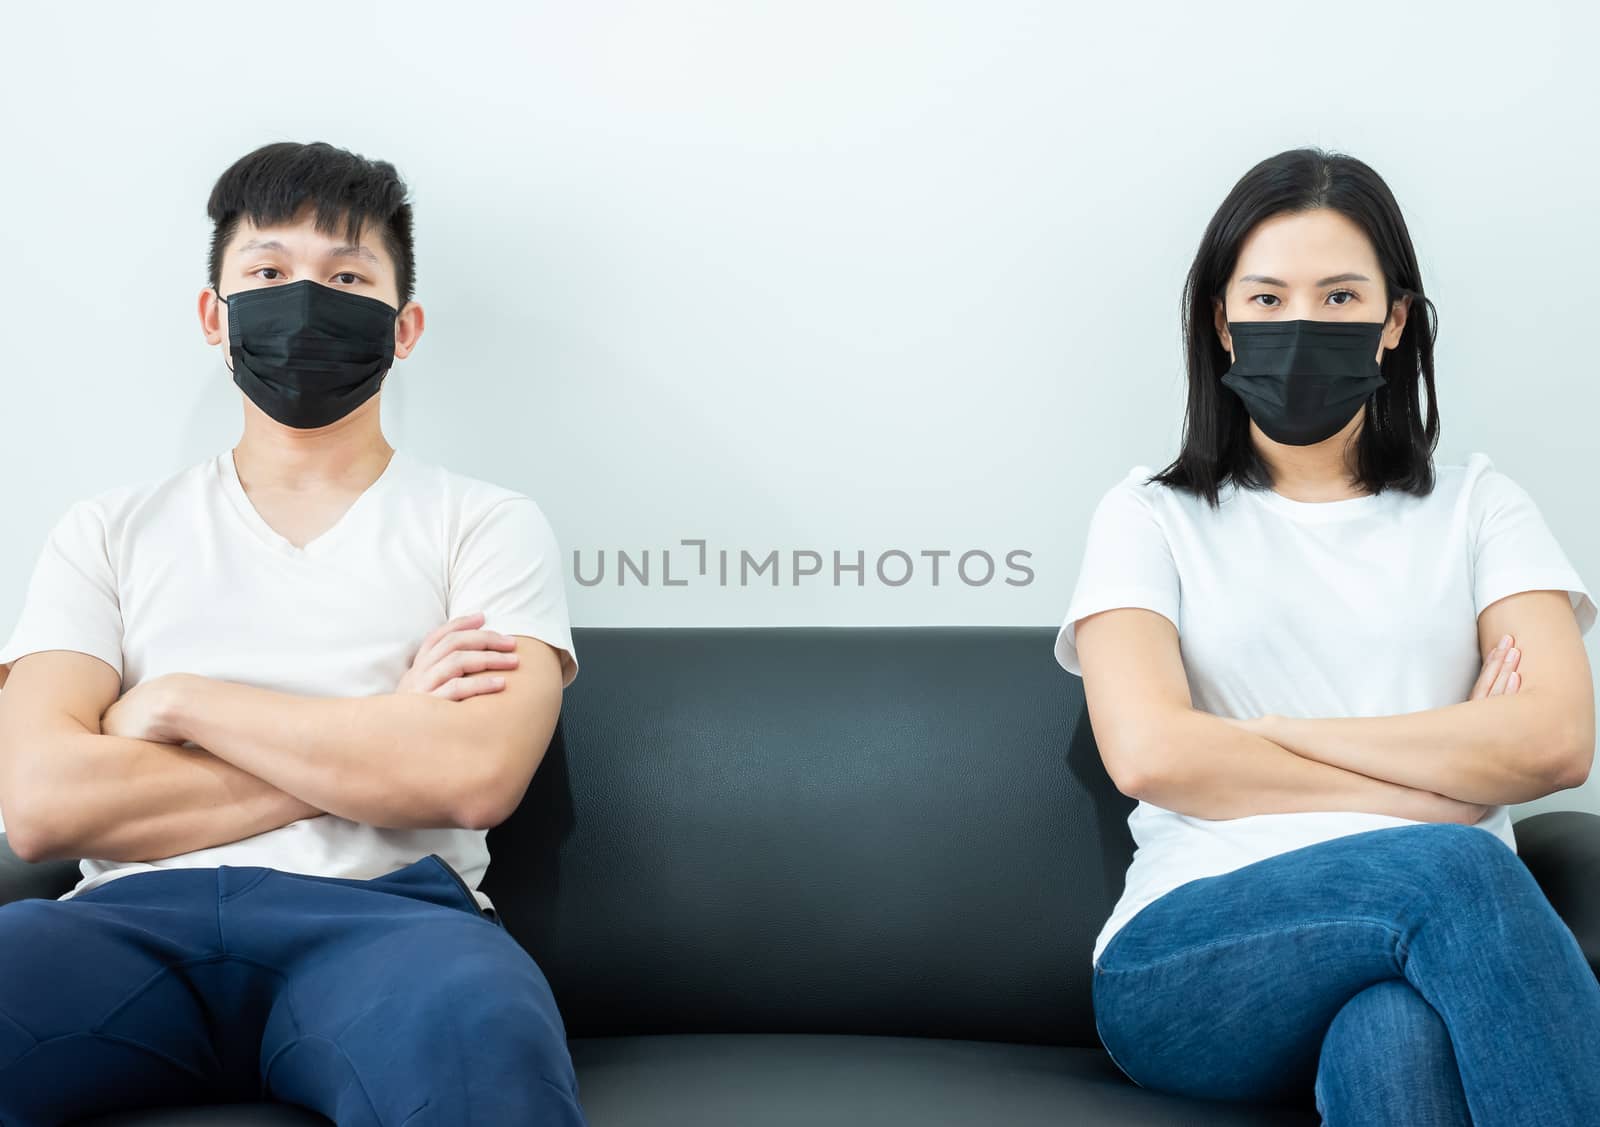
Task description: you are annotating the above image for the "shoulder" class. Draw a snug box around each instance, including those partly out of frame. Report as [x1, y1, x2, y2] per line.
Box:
[50, 457, 217, 552]
[1093, 464, 1202, 523]
[1434, 451, 1534, 517]
[400, 452, 562, 549]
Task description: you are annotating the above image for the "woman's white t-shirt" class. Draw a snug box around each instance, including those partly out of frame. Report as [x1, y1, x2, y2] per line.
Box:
[1055, 453, 1596, 968]
[0, 448, 578, 908]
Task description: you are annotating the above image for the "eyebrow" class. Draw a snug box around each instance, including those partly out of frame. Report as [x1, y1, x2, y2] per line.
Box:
[236, 237, 379, 264]
[1238, 272, 1371, 287]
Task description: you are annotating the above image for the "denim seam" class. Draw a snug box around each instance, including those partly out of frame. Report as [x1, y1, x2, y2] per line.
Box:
[218, 868, 273, 904]
[95, 953, 289, 1034]
[540, 1071, 582, 1102]
[258, 981, 308, 1095]
[0, 1006, 39, 1049]
[216, 869, 228, 955]
[425, 854, 491, 921]
[0, 1028, 214, 1085]
[1093, 1010, 1143, 1088]
[1093, 916, 1409, 976]
[263, 1032, 383, 1124]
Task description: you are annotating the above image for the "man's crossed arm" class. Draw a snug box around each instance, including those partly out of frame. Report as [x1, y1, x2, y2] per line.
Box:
[0, 613, 564, 864]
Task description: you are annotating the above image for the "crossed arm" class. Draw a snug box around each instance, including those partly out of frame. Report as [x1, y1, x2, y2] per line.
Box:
[0, 614, 564, 864]
[1078, 589, 1594, 822]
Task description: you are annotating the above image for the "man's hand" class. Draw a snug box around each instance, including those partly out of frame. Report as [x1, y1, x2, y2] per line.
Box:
[397, 612, 521, 701]
[100, 673, 192, 744]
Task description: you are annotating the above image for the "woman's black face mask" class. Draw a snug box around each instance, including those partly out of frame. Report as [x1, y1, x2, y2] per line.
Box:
[216, 280, 399, 430]
[1221, 318, 1389, 446]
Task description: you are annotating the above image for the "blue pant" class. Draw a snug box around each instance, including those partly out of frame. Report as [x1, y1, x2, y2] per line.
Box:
[0, 854, 587, 1126]
[1092, 822, 1600, 1124]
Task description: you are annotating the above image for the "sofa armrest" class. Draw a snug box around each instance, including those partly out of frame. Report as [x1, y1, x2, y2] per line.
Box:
[0, 833, 81, 907]
[1515, 810, 1600, 981]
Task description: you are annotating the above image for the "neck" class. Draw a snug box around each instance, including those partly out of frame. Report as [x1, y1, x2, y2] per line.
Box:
[1253, 413, 1367, 501]
[233, 399, 393, 492]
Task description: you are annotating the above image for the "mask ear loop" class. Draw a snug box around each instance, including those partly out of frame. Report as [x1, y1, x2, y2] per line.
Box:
[212, 286, 236, 374]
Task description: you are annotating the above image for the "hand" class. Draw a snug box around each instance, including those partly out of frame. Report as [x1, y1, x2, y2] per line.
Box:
[1469, 634, 1521, 700]
[100, 673, 191, 744]
[1413, 637, 1520, 824]
[397, 612, 520, 701]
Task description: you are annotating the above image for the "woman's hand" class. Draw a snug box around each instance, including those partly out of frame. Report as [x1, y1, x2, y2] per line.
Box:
[1409, 635, 1523, 825]
[1469, 634, 1521, 700]
[396, 612, 520, 700]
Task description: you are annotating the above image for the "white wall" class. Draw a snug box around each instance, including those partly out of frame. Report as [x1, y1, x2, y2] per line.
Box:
[2, 1, 1596, 831]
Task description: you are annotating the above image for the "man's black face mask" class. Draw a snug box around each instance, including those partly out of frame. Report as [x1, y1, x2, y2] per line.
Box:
[1220, 318, 1389, 446]
[217, 280, 399, 429]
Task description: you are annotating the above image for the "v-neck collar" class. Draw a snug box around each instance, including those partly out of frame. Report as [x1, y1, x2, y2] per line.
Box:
[217, 446, 403, 559]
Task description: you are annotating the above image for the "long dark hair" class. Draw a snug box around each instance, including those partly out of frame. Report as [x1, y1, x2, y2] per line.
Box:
[1150, 148, 1439, 507]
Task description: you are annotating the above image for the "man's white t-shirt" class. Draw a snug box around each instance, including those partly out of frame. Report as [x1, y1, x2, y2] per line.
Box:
[0, 447, 578, 909]
[1055, 452, 1596, 969]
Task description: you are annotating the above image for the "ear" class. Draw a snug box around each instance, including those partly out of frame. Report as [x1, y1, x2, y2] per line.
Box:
[1382, 294, 1411, 353]
[1212, 297, 1233, 359]
[199, 287, 225, 346]
[393, 300, 426, 361]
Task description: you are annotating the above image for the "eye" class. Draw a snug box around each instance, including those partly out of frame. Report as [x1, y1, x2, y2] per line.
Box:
[1327, 289, 1358, 306]
[1250, 293, 1281, 308]
[333, 272, 364, 285]
[253, 267, 283, 281]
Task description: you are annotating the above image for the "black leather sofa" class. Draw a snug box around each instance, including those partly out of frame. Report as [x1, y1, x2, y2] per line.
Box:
[3, 626, 1597, 1125]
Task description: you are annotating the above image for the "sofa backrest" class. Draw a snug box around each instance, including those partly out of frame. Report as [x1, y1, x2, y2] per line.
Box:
[482, 626, 1135, 1048]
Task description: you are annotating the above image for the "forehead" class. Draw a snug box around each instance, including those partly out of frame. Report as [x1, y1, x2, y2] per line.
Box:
[226, 206, 389, 269]
[1233, 208, 1379, 276]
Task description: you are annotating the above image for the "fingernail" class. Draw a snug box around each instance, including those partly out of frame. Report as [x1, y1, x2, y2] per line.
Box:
[1498, 635, 1511, 650]
[491, 676, 505, 686]
[1507, 648, 1519, 662]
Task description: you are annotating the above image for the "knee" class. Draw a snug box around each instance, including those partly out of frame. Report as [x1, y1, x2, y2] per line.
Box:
[1316, 980, 1458, 1121]
[1324, 980, 1448, 1059]
[417, 953, 574, 1081]
[1397, 823, 1532, 903]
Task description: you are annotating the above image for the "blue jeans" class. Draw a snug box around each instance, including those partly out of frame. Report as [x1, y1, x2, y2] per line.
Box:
[1092, 823, 1600, 1124]
[0, 854, 587, 1126]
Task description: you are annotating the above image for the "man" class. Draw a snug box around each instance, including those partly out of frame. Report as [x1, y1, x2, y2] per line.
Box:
[0, 141, 587, 1125]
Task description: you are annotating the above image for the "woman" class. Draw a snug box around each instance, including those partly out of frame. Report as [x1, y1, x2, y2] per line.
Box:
[1056, 147, 1599, 1123]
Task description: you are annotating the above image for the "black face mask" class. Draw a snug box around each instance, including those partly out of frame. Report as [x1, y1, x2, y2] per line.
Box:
[1220, 319, 1388, 446]
[217, 280, 399, 429]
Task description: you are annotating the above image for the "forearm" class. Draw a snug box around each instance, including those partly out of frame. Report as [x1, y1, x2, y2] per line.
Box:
[17, 732, 321, 864]
[164, 676, 491, 829]
[1136, 708, 1457, 822]
[1257, 693, 1580, 807]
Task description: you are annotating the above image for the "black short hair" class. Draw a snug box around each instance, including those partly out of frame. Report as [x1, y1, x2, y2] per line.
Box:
[206, 141, 415, 305]
[1149, 147, 1440, 507]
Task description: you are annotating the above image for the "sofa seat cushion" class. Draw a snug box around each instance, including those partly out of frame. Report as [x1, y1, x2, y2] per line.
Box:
[569, 1033, 1320, 1126]
[76, 1033, 1319, 1125]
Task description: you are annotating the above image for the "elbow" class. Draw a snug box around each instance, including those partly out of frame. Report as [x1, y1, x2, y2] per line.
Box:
[451, 746, 536, 832]
[4, 802, 57, 865]
[1542, 713, 1593, 794]
[1550, 724, 1595, 792]
[453, 789, 520, 833]
[0, 774, 61, 864]
[1100, 730, 1169, 801]
[7, 825, 48, 865]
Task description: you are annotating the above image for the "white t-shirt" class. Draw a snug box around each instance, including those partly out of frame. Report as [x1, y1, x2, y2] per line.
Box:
[1056, 453, 1596, 968]
[0, 447, 578, 908]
